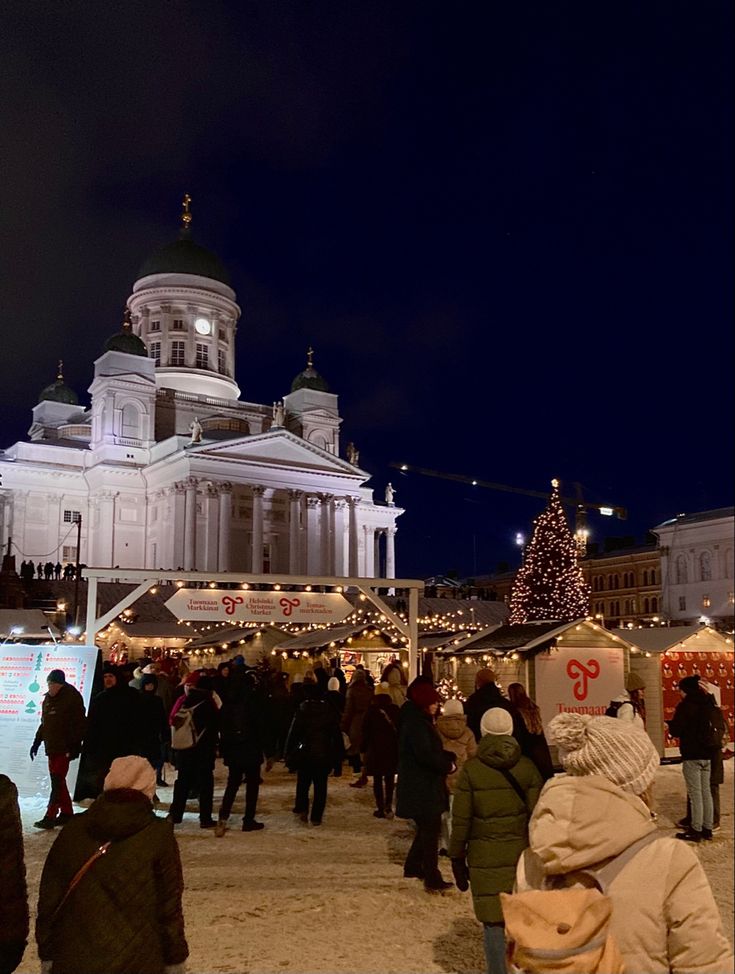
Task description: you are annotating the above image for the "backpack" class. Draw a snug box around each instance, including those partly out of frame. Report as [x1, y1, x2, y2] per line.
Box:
[698, 706, 725, 751]
[500, 831, 659, 973]
[171, 701, 205, 750]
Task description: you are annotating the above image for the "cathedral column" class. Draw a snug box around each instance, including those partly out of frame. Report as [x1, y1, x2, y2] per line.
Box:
[348, 497, 360, 577]
[183, 477, 198, 571]
[374, 529, 383, 577]
[171, 484, 186, 569]
[332, 498, 348, 577]
[305, 495, 321, 575]
[204, 484, 219, 573]
[288, 490, 302, 574]
[386, 526, 396, 580]
[251, 485, 265, 573]
[218, 483, 232, 572]
[363, 525, 375, 577]
[98, 492, 117, 567]
[320, 495, 333, 575]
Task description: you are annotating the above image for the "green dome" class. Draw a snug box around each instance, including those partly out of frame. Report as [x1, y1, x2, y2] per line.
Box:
[137, 235, 230, 285]
[291, 365, 329, 393]
[39, 364, 78, 405]
[104, 330, 148, 357]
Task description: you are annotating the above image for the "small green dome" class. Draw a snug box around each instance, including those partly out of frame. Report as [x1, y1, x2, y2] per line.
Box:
[39, 362, 78, 405]
[104, 331, 148, 357]
[291, 347, 329, 392]
[137, 235, 230, 286]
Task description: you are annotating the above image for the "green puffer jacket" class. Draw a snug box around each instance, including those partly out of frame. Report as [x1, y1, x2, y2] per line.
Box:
[36, 789, 188, 974]
[448, 734, 542, 923]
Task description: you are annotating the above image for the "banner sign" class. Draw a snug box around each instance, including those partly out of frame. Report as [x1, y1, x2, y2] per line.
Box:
[0, 644, 98, 800]
[165, 588, 354, 625]
[535, 645, 624, 731]
[662, 650, 734, 753]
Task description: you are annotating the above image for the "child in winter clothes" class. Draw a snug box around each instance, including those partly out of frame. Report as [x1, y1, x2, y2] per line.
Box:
[436, 698, 477, 854]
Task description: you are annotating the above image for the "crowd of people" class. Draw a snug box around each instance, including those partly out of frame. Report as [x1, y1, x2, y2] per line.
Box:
[18, 561, 82, 581]
[2, 656, 732, 974]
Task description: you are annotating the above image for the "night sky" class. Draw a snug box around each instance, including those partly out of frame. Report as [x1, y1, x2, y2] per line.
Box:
[2, 1, 732, 579]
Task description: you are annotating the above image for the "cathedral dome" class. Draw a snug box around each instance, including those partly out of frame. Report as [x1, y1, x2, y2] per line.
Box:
[104, 311, 148, 357]
[137, 235, 230, 286]
[291, 347, 329, 393]
[38, 362, 79, 405]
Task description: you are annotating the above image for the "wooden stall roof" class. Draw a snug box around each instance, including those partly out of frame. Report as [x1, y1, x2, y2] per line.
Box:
[612, 625, 733, 654]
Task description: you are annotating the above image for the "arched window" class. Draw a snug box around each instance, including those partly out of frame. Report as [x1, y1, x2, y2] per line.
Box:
[598, 576, 605, 591]
[651, 597, 658, 612]
[643, 597, 650, 613]
[675, 556, 688, 585]
[699, 551, 712, 582]
[121, 403, 140, 438]
[725, 550, 733, 579]
[650, 568, 656, 585]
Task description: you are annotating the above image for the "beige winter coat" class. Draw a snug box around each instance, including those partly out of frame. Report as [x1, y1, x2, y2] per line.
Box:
[435, 713, 477, 793]
[385, 669, 407, 708]
[515, 774, 733, 974]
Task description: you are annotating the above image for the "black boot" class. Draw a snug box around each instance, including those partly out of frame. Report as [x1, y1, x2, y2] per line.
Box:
[676, 828, 702, 842]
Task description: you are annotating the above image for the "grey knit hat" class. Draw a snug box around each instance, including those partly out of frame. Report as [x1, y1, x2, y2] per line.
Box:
[547, 713, 658, 796]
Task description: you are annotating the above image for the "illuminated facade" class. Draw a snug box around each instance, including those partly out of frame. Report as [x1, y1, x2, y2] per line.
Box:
[0, 204, 401, 577]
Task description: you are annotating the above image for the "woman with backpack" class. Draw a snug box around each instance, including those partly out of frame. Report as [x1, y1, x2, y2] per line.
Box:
[168, 674, 219, 828]
[448, 707, 542, 973]
[510, 712, 732, 974]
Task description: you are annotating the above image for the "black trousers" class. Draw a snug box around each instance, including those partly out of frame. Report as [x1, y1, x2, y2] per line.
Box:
[170, 748, 215, 823]
[294, 760, 330, 823]
[219, 762, 261, 823]
[372, 773, 395, 812]
[404, 813, 443, 886]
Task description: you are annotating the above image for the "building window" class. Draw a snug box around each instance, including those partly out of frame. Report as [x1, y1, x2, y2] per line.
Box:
[63, 510, 81, 523]
[62, 545, 78, 562]
[170, 341, 186, 366]
[728, 591, 734, 605]
[149, 342, 161, 366]
[651, 597, 658, 612]
[650, 568, 656, 584]
[218, 349, 227, 375]
[219, 327, 227, 341]
[149, 319, 160, 332]
[675, 556, 688, 584]
[643, 598, 650, 613]
[195, 343, 208, 369]
[642, 570, 648, 586]
[172, 318, 185, 330]
[679, 596, 686, 612]
[702, 595, 711, 608]
[699, 551, 712, 582]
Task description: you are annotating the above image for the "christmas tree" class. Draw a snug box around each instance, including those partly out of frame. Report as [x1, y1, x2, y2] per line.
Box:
[509, 480, 590, 624]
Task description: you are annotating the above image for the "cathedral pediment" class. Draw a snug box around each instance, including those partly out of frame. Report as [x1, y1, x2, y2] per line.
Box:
[188, 429, 358, 475]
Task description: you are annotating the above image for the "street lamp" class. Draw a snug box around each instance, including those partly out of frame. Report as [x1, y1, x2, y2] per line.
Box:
[1, 625, 25, 644]
[515, 532, 525, 564]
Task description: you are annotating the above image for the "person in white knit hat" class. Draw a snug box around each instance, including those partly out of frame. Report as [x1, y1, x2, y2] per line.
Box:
[514, 713, 733, 974]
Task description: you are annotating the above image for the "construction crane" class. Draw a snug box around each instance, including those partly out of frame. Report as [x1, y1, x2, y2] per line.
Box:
[389, 462, 627, 556]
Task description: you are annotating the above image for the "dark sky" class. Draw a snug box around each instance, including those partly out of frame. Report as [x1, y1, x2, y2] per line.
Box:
[2, 1, 732, 579]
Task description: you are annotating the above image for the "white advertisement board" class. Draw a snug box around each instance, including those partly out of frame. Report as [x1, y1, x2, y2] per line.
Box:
[165, 588, 353, 624]
[0, 644, 98, 800]
[535, 645, 624, 731]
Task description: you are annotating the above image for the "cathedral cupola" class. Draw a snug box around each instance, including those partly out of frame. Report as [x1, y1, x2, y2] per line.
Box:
[290, 346, 330, 393]
[127, 193, 241, 401]
[38, 360, 79, 405]
[104, 310, 147, 357]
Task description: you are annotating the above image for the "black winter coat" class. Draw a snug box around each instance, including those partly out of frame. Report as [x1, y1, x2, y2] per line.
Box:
[361, 696, 400, 775]
[36, 789, 187, 974]
[138, 690, 168, 765]
[464, 684, 528, 750]
[171, 688, 219, 757]
[219, 688, 271, 767]
[0, 775, 28, 974]
[396, 701, 455, 819]
[84, 685, 145, 767]
[668, 692, 726, 760]
[33, 683, 86, 758]
[285, 697, 341, 767]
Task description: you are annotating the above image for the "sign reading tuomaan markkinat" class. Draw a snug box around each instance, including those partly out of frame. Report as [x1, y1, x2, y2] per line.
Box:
[165, 588, 353, 625]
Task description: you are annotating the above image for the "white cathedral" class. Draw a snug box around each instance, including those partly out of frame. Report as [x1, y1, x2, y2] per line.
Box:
[0, 198, 402, 579]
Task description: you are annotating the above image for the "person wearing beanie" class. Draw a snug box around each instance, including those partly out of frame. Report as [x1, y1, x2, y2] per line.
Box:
[342, 667, 374, 787]
[668, 675, 726, 842]
[82, 666, 146, 799]
[514, 712, 733, 974]
[448, 708, 542, 973]
[138, 675, 169, 788]
[382, 663, 408, 708]
[284, 683, 342, 826]
[0, 775, 28, 974]
[30, 671, 87, 830]
[36, 756, 188, 974]
[396, 683, 456, 893]
[435, 698, 477, 854]
[360, 686, 401, 818]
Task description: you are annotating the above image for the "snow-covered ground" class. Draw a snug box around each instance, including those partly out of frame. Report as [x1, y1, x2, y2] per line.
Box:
[17, 760, 733, 974]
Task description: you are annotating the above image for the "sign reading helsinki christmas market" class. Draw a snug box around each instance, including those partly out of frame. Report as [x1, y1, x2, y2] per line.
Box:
[0, 643, 97, 800]
[165, 588, 353, 625]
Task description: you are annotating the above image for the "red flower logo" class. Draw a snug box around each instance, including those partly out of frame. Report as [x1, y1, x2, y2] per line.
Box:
[222, 596, 244, 616]
[279, 597, 301, 617]
[566, 658, 601, 701]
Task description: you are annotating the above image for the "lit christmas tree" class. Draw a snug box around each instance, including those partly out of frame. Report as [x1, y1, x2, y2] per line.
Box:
[509, 479, 590, 624]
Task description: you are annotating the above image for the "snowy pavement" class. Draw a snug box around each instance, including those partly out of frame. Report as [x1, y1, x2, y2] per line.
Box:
[16, 760, 734, 973]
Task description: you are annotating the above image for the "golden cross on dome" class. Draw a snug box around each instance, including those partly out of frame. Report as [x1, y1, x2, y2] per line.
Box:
[306, 345, 314, 368]
[122, 309, 132, 332]
[57, 360, 64, 381]
[551, 478, 560, 489]
[181, 193, 192, 229]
